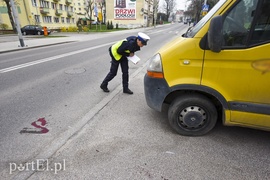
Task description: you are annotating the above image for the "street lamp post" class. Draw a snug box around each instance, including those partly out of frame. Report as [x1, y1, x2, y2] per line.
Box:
[153, 0, 157, 28]
[0, 7, 3, 24]
[10, 0, 25, 47]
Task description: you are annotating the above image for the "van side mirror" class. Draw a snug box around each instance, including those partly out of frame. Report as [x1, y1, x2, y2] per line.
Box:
[208, 15, 223, 53]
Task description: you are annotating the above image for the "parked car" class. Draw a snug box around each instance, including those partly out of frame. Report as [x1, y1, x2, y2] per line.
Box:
[91, 21, 99, 25]
[21, 25, 51, 35]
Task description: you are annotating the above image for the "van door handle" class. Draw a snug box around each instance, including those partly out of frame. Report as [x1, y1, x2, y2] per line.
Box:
[183, 60, 190, 65]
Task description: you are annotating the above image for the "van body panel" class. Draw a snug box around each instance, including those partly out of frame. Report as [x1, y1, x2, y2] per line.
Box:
[225, 111, 270, 131]
[203, 44, 270, 126]
[203, 45, 270, 103]
[161, 37, 204, 87]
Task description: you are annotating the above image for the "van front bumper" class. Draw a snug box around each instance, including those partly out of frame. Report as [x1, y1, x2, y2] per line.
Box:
[144, 74, 171, 112]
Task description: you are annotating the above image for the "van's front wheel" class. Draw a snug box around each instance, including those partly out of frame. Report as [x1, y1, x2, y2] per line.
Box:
[168, 94, 217, 136]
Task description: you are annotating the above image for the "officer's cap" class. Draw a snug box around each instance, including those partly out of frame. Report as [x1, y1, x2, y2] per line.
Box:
[137, 32, 150, 45]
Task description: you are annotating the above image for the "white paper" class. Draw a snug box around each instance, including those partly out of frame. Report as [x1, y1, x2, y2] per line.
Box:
[127, 55, 140, 64]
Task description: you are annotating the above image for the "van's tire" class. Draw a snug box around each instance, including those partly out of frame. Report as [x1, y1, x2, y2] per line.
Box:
[168, 94, 217, 136]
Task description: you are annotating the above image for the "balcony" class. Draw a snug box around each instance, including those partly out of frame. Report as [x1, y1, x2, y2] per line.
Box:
[40, 7, 50, 14]
[66, 0, 72, 5]
[67, 11, 73, 17]
[53, 0, 60, 2]
[55, 9, 63, 16]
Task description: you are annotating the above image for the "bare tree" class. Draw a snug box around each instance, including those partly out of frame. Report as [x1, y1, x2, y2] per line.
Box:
[153, 0, 160, 25]
[85, 0, 94, 28]
[97, 0, 105, 23]
[185, 0, 219, 23]
[154, 0, 160, 15]
[163, 0, 176, 21]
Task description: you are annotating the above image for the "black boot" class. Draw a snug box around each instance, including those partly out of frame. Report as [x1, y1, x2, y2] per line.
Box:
[100, 84, 109, 92]
[123, 88, 133, 94]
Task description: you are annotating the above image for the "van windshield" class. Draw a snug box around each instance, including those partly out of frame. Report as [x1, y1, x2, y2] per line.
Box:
[185, 0, 227, 37]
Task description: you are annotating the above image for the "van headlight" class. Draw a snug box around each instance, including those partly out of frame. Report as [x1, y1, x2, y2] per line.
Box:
[147, 53, 164, 78]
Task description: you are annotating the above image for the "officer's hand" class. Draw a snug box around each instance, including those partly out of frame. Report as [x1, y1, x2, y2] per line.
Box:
[129, 53, 134, 57]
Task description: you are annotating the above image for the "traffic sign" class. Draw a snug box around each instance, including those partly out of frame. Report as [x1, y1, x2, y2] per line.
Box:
[202, 4, 209, 11]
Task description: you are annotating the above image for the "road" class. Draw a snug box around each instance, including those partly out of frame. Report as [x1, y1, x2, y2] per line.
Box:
[1, 23, 270, 179]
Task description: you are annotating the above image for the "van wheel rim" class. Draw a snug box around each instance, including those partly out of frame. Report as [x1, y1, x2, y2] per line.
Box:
[178, 106, 206, 129]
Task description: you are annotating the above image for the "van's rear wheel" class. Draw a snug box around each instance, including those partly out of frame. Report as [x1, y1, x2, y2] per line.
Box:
[168, 94, 217, 136]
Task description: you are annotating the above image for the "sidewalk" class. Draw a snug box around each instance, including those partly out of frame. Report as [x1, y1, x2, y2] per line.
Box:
[0, 32, 102, 54]
[0, 28, 149, 54]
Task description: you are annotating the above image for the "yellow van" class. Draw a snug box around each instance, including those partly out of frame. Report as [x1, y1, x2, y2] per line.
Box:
[144, 0, 270, 136]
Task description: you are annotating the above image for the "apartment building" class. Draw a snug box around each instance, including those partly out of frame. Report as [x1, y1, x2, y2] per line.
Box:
[0, 0, 155, 31]
[0, 0, 79, 30]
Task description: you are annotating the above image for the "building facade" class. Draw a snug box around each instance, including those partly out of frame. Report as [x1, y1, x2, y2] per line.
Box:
[0, 0, 155, 31]
[0, 0, 78, 30]
[175, 10, 184, 22]
[106, 0, 155, 28]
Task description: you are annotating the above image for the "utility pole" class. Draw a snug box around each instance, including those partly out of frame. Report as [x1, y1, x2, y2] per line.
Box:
[10, 0, 25, 47]
[153, 0, 157, 28]
[0, 7, 3, 24]
[147, 0, 150, 27]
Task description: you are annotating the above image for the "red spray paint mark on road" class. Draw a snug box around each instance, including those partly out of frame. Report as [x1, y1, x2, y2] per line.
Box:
[20, 118, 49, 134]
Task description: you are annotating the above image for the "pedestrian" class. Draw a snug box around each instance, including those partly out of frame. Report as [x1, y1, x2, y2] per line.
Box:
[100, 32, 150, 95]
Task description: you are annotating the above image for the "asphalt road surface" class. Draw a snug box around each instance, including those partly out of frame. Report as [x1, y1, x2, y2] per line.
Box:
[0, 23, 269, 180]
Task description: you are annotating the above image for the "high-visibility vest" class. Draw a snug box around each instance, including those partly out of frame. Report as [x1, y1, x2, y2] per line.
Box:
[111, 39, 130, 60]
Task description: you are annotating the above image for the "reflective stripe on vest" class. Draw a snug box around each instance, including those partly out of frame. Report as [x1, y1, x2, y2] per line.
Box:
[111, 39, 130, 60]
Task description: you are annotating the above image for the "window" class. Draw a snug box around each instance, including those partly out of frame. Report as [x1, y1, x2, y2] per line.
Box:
[222, 0, 258, 47]
[29, 26, 35, 30]
[43, 16, 52, 23]
[222, 0, 270, 47]
[59, 4, 63, 10]
[61, 17, 65, 23]
[40, 0, 50, 8]
[66, 18, 71, 23]
[54, 17, 59, 23]
[250, 0, 270, 44]
[51, 2, 56, 9]
[34, 15, 40, 23]
[32, 0, 37, 7]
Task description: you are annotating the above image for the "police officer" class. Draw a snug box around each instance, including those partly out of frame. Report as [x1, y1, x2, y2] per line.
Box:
[100, 32, 150, 95]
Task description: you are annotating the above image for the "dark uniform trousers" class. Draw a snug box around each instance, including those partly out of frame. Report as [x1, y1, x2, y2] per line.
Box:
[101, 48, 129, 89]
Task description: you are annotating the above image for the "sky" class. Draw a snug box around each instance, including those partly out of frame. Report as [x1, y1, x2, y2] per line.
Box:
[159, 0, 190, 11]
[176, 0, 188, 10]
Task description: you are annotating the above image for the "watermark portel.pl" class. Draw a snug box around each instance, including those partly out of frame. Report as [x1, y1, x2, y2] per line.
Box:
[10, 159, 66, 174]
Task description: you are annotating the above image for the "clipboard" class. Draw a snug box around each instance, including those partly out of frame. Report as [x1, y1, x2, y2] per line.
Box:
[127, 55, 140, 64]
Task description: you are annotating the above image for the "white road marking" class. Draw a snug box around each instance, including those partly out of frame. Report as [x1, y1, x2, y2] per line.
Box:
[0, 41, 116, 73]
